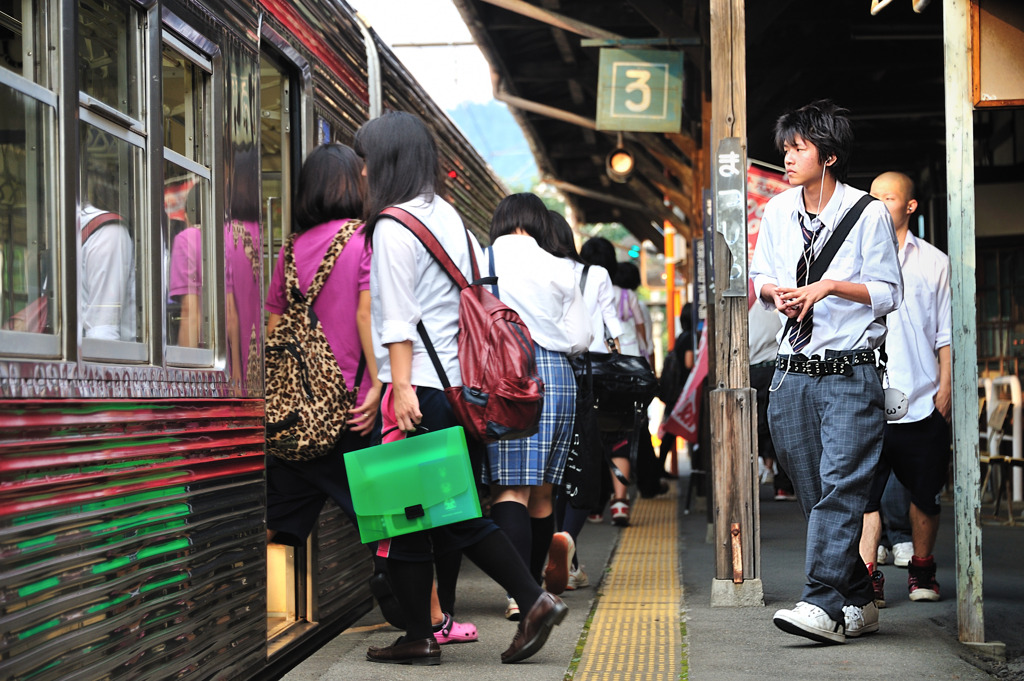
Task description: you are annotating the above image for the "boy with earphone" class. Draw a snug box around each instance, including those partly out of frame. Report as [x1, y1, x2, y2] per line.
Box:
[750, 100, 904, 645]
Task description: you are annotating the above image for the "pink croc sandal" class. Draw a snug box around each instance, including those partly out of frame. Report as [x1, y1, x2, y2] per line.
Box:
[434, 613, 478, 645]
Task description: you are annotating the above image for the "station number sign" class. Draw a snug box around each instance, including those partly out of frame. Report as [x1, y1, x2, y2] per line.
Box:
[596, 48, 683, 133]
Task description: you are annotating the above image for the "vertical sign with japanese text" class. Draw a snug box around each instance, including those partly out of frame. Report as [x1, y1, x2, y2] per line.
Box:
[714, 137, 747, 297]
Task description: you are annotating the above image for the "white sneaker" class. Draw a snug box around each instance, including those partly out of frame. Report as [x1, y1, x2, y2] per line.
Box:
[876, 545, 891, 565]
[566, 565, 589, 591]
[773, 601, 845, 644]
[892, 542, 913, 567]
[504, 597, 520, 621]
[843, 601, 880, 638]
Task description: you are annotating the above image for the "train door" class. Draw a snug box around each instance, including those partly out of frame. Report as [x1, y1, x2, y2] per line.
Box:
[259, 46, 307, 651]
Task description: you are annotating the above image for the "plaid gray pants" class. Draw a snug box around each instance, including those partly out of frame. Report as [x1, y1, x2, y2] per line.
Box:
[767, 362, 883, 622]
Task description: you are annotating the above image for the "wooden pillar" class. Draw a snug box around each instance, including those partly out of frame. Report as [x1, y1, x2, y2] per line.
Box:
[943, 0, 989, 650]
[708, 0, 762, 606]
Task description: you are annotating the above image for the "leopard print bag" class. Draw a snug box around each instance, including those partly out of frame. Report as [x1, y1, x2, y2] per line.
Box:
[266, 220, 363, 461]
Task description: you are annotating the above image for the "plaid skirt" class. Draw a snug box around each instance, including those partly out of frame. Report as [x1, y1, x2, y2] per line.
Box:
[484, 344, 577, 486]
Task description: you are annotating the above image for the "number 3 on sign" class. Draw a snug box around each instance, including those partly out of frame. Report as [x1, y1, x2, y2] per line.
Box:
[624, 69, 652, 112]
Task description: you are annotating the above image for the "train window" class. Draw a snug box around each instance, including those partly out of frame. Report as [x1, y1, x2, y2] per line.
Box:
[0, 0, 47, 86]
[259, 51, 294, 297]
[77, 0, 148, 362]
[78, 120, 145, 350]
[0, 80, 59, 355]
[162, 38, 214, 364]
[78, 0, 142, 123]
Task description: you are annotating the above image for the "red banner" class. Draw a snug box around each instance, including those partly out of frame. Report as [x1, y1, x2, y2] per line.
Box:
[746, 164, 789, 264]
[662, 327, 709, 443]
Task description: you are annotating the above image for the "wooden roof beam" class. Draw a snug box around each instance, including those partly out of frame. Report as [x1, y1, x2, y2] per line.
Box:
[476, 0, 624, 41]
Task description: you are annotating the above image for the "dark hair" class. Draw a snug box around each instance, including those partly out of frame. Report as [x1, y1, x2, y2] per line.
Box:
[545, 210, 583, 263]
[774, 99, 853, 183]
[229, 147, 261, 222]
[354, 111, 441, 242]
[489, 193, 548, 243]
[679, 302, 693, 334]
[579, 236, 618, 276]
[613, 261, 641, 290]
[292, 144, 365, 232]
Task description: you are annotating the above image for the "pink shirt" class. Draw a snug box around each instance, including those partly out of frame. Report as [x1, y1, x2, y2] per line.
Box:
[266, 220, 372, 394]
[169, 227, 202, 297]
[225, 219, 263, 395]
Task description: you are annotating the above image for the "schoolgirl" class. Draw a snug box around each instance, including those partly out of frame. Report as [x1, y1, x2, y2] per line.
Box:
[356, 112, 567, 666]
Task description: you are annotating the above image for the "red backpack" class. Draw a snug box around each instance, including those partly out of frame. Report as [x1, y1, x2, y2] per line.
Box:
[380, 206, 544, 443]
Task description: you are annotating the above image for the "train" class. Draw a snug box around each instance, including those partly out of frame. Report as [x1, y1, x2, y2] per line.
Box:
[0, 1, 505, 678]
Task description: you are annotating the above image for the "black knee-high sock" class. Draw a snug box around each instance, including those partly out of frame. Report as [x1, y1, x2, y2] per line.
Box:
[434, 549, 462, 616]
[462, 529, 544, 610]
[530, 514, 554, 584]
[489, 501, 532, 571]
[386, 558, 434, 640]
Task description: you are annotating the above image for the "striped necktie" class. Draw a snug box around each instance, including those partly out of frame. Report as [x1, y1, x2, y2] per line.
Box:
[789, 214, 818, 352]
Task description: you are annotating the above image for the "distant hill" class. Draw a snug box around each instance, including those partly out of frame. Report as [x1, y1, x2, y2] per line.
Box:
[447, 101, 538, 190]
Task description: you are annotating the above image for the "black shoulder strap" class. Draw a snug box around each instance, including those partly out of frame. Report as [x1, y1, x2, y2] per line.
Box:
[806, 194, 876, 285]
[580, 264, 591, 294]
[782, 194, 878, 341]
[488, 246, 498, 298]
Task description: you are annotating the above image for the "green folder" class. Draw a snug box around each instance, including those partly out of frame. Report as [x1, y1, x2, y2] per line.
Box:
[344, 426, 482, 543]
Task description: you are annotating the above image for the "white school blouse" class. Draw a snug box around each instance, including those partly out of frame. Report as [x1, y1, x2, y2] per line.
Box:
[488, 234, 592, 356]
[370, 194, 483, 390]
[572, 261, 622, 352]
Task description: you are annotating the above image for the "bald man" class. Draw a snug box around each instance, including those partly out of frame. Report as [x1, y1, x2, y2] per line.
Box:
[859, 171, 951, 608]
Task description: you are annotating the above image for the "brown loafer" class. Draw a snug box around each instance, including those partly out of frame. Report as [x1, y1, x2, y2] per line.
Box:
[366, 636, 441, 665]
[501, 592, 568, 664]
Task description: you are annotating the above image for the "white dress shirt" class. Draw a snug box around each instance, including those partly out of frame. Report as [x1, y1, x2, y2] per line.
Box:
[80, 203, 137, 341]
[489, 234, 592, 356]
[573, 261, 622, 352]
[750, 182, 903, 356]
[885, 232, 951, 423]
[370, 194, 482, 389]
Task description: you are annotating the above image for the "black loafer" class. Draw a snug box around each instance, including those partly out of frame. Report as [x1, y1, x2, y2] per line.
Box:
[501, 592, 568, 664]
[366, 636, 441, 665]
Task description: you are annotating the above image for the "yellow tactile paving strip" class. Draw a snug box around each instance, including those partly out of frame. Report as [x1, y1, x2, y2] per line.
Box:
[572, 492, 684, 681]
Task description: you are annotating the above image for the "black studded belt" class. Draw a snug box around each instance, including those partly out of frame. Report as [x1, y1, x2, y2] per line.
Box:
[776, 350, 877, 377]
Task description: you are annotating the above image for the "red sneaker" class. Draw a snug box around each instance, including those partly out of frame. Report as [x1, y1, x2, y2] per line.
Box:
[610, 498, 630, 527]
[908, 555, 940, 601]
[867, 562, 886, 608]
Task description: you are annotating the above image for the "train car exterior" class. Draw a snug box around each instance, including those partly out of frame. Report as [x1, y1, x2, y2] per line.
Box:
[0, 1, 505, 679]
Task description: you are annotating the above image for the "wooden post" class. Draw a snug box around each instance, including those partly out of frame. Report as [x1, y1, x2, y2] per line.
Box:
[708, 0, 762, 607]
[943, 0, 991, 652]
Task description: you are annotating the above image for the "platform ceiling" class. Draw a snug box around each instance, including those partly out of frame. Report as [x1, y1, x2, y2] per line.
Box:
[453, 0, 946, 251]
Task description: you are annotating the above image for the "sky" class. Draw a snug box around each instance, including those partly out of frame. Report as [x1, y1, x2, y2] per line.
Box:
[352, 0, 495, 111]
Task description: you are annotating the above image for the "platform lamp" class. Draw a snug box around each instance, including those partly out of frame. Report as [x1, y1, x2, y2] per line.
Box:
[605, 133, 634, 183]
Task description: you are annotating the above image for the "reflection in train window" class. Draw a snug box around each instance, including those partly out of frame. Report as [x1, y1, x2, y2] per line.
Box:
[0, 78, 58, 350]
[79, 121, 143, 346]
[0, 2, 59, 355]
[0, 0, 47, 85]
[78, 0, 142, 121]
[259, 51, 294, 297]
[162, 38, 214, 362]
[77, 0, 148, 362]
